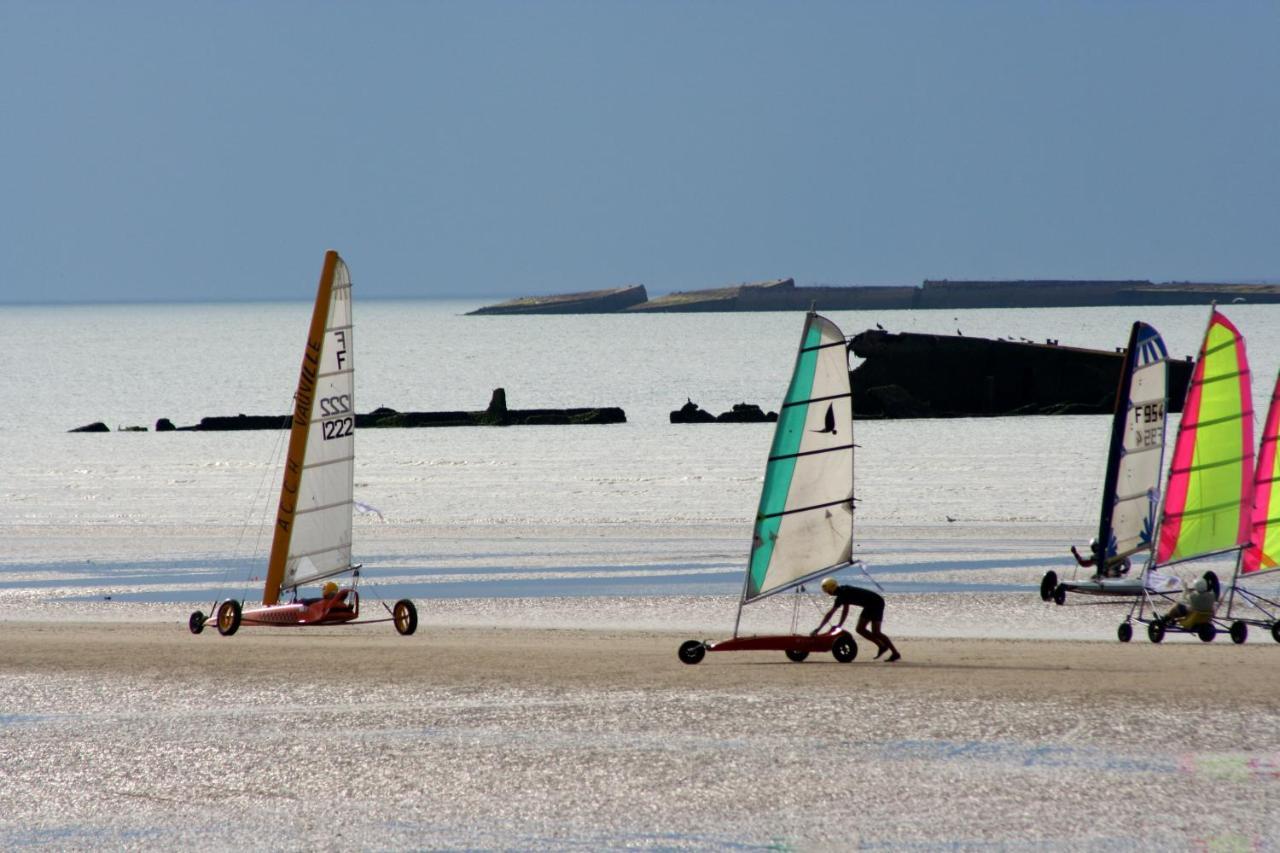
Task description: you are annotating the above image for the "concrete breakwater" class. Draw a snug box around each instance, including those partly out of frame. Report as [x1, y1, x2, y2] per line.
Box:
[470, 278, 1280, 314]
[848, 329, 1194, 418]
[69, 389, 626, 433]
[664, 331, 1196, 421]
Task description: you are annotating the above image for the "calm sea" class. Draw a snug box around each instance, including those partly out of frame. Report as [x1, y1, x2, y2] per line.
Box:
[4, 298, 1279, 607]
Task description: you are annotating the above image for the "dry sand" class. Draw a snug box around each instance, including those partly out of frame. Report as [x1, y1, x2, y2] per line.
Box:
[2, 621, 1279, 849]
[2, 621, 1277, 704]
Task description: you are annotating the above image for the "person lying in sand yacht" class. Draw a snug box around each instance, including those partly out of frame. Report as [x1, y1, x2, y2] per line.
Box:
[812, 577, 901, 662]
[1070, 539, 1131, 579]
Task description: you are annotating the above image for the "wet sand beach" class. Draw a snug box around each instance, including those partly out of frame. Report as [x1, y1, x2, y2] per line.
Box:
[3, 620, 1278, 849]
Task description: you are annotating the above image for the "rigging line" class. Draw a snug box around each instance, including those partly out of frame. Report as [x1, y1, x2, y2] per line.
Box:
[759, 497, 853, 520]
[240, 405, 293, 599]
[769, 443, 854, 462]
[780, 392, 852, 409]
[221, 410, 292, 600]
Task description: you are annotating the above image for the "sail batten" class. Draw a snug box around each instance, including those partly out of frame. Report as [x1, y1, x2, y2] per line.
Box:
[294, 499, 356, 516]
[769, 443, 856, 462]
[302, 454, 355, 469]
[759, 496, 855, 520]
[743, 313, 854, 605]
[781, 392, 852, 409]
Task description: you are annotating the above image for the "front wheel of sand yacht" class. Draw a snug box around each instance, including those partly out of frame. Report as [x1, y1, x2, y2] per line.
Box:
[1272, 623, 1280, 644]
[678, 640, 706, 665]
[216, 599, 242, 636]
[1039, 571, 1058, 602]
[188, 611, 206, 635]
[1117, 622, 1133, 643]
[393, 599, 418, 636]
[785, 649, 810, 663]
[1230, 621, 1248, 645]
[831, 632, 858, 663]
[1052, 585, 1067, 606]
[1148, 622, 1165, 644]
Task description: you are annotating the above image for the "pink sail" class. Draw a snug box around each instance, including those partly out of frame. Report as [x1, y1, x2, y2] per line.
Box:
[1244, 368, 1280, 574]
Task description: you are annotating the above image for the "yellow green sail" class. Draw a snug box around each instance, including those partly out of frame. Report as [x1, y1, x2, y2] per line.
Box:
[1155, 309, 1254, 564]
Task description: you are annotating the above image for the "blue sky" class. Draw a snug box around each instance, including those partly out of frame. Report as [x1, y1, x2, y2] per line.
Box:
[2, 2, 1277, 303]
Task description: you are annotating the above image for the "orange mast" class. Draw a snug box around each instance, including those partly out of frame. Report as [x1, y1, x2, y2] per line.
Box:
[262, 250, 340, 605]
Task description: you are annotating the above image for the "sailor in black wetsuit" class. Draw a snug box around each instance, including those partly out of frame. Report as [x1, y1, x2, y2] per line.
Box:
[813, 577, 901, 662]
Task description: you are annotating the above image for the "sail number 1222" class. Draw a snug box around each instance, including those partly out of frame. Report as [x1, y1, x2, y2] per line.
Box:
[319, 394, 354, 440]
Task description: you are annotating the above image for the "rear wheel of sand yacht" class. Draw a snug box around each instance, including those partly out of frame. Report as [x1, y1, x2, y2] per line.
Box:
[1272, 623, 1280, 644]
[785, 649, 809, 663]
[1039, 571, 1058, 602]
[1197, 623, 1216, 643]
[393, 599, 418, 636]
[1052, 584, 1067, 606]
[188, 611, 206, 635]
[831, 632, 858, 663]
[1230, 621, 1248, 645]
[216, 599, 242, 636]
[1148, 622, 1165, 644]
[1117, 622, 1133, 643]
[678, 641, 706, 665]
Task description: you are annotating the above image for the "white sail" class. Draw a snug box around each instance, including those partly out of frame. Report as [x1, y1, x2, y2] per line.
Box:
[281, 257, 355, 591]
[1103, 323, 1168, 561]
[744, 313, 854, 603]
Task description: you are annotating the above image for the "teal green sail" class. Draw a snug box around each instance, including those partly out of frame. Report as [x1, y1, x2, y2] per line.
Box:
[744, 312, 855, 603]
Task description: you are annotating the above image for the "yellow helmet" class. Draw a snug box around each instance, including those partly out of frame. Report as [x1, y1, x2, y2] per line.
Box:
[821, 577, 838, 594]
[322, 581, 339, 598]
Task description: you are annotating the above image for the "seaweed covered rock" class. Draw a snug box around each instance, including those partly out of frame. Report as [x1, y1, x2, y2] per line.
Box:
[670, 399, 715, 423]
[716, 403, 777, 423]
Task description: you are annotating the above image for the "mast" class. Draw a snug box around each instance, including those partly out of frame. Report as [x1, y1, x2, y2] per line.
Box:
[1094, 321, 1141, 562]
[262, 250, 341, 605]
